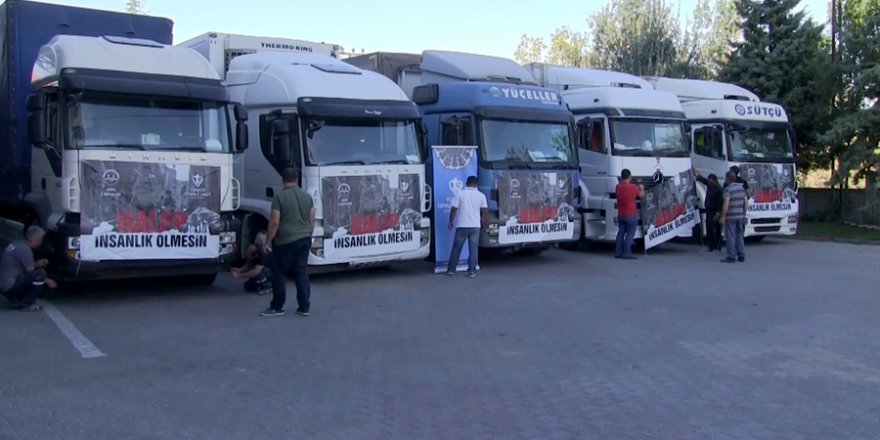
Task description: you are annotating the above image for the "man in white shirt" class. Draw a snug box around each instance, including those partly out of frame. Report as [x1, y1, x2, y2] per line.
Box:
[447, 176, 489, 277]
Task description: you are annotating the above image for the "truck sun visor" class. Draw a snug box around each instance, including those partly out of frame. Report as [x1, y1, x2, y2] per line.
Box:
[297, 97, 420, 120]
[57, 68, 229, 102]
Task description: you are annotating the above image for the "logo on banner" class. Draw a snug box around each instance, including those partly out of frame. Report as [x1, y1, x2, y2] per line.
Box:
[191, 174, 205, 189]
[449, 178, 464, 195]
[510, 178, 521, 199]
[102, 169, 120, 185]
[400, 181, 410, 194]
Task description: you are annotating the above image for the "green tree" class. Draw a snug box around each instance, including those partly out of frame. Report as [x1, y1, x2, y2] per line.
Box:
[719, 0, 834, 174]
[546, 26, 588, 67]
[678, 0, 739, 78]
[125, 0, 146, 14]
[586, 0, 681, 77]
[823, 0, 880, 194]
[513, 34, 545, 65]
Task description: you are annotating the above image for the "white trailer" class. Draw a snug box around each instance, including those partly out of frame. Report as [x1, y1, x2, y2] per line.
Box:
[526, 64, 697, 249]
[179, 33, 432, 269]
[649, 78, 798, 239]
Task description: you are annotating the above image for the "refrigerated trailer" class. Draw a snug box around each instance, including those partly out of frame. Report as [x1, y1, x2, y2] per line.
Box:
[526, 64, 697, 250]
[0, 1, 247, 283]
[347, 51, 582, 254]
[649, 78, 798, 239]
[181, 33, 432, 269]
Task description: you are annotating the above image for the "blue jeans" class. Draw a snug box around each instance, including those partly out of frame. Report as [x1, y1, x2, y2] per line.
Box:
[269, 237, 311, 312]
[725, 218, 746, 260]
[447, 227, 480, 273]
[615, 216, 638, 257]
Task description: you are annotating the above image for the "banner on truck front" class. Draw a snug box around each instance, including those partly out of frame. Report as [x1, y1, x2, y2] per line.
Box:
[432, 146, 478, 273]
[641, 170, 699, 250]
[739, 164, 797, 214]
[322, 173, 422, 259]
[79, 161, 222, 261]
[496, 171, 577, 245]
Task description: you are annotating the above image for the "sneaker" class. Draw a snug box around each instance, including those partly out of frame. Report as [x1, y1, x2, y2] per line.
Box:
[737, 257, 746, 262]
[445, 271, 455, 276]
[467, 272, 476, 278]
[259, 308, 285, 317]
[296, 310, 310, 317]
[20, 303, 42, 312]
[256, 287, 272, 296]
[721, 258, 736, 263]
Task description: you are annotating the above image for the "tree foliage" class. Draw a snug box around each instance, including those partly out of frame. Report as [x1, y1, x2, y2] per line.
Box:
[823, 0, 880, 189]
[125, 0, 147, 15]
[513, 34, 545, 65]
[678, 0, 739, 78]
[719, 0, 834, 174]
[546, 26, 588, 67]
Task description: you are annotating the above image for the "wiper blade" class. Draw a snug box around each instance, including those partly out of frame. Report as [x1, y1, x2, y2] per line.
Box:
[87, 144, 147, 150]
[371, 159, 412, 165]
[507, 163, 534, 169]
[323, 160, 367, 166]
[616, 150, 655, 157]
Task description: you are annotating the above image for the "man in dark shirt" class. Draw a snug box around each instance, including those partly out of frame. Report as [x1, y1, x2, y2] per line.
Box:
[694, 169, 724, 252]
[0, 226, 49, 311]
[614, 169, 645, 260]
[727, 166, 750, 192]
[262, 167, 315, 317]
[231, 244, 272, 295]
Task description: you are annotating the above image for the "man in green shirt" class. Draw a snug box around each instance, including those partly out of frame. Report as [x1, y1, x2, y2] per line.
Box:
[261, 168, 315, 317]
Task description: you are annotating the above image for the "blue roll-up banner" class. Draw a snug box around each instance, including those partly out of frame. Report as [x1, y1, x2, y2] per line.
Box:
[432, 145, 479, 274]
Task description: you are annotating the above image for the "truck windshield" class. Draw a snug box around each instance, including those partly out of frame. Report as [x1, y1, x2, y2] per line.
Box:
[67, 95, 231, 152]
[304, 119, 423, 166]
[480, 119, 575, 166]
[609, 120, 689, 157]
[728, 127, 794, 163]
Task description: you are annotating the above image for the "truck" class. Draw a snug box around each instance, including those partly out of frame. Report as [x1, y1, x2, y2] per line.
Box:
[347, 51, 581, 254]
[648, 78, 798, 239]
[180, 33, 432, 269]
[0, 1, 248, 284]
[525, 64, 697, 250]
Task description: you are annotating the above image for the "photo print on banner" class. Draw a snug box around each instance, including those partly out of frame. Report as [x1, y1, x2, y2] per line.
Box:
[321, 173, 422, 259]
[79, 161, 222, 260]
[496, 171, 577, 245]
[641, 170, 699, 250]
[739, 164, 797, 214]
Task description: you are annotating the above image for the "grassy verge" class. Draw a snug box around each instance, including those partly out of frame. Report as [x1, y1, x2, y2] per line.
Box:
[797, 222, 880, 242]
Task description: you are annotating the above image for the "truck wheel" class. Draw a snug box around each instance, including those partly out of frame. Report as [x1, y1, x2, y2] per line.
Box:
[559, 240, 581, 251]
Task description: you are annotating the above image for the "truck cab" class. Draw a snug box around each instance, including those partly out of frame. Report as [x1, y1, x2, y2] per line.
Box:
[24, 35, 247, 282]
[648, 78, 798, 238]
[181, 33, 432, 269]
[526, 65, 697, 249]
[348, 51, 581, 253]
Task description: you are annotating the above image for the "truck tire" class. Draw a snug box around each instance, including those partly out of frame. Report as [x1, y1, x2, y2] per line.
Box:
[559, 240, 581, 251]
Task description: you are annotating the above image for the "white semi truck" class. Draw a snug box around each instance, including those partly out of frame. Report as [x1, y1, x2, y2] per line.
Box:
[181, 33, 432, 268]
[16, 35, 248, 283]
[649, 78, 798, 239]
[526, 64, 697, 250]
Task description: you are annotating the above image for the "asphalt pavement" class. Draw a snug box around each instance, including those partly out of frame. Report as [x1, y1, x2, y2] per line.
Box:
[1, 238, 878, 440]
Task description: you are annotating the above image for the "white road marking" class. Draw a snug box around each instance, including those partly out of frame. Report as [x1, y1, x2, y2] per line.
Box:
[42, 300, 107, 359]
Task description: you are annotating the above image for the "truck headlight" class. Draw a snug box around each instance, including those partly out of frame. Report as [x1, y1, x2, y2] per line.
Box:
[220, 231, 236, 244]
[67, 237, 80, 250]
[787, 215, 798, 224]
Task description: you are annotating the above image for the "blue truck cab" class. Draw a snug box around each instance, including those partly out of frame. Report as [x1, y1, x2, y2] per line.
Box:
[347, 51, 581, 252]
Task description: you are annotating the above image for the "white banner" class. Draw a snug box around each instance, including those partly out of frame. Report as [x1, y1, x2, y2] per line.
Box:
[499, 220, 576, 245]
[325, 230, 421, 259]
[81, 232, 219, 260]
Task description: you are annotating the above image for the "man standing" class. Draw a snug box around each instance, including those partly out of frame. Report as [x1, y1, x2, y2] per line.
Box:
[615, 169, 645, 260]
[1, 226, 49, 311]
[720, 170, 748, 263]
[262, 168, 315, 317]
[694, 169, 724, 253]
[447, 176, 488, 278]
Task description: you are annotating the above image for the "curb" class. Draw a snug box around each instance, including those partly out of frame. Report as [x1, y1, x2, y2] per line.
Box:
[789, 235, 880, 246]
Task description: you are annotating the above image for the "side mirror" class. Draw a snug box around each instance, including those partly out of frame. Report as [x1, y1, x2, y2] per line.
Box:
[271, 119, 292, 165]
[235, 121, 249, 152]
[27, 95, 46, 147]
[576, 118, 591, 149]
[234, 104, 248, 122]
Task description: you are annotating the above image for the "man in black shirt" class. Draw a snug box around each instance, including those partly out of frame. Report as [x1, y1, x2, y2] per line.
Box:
[694, 169, 724, 253]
